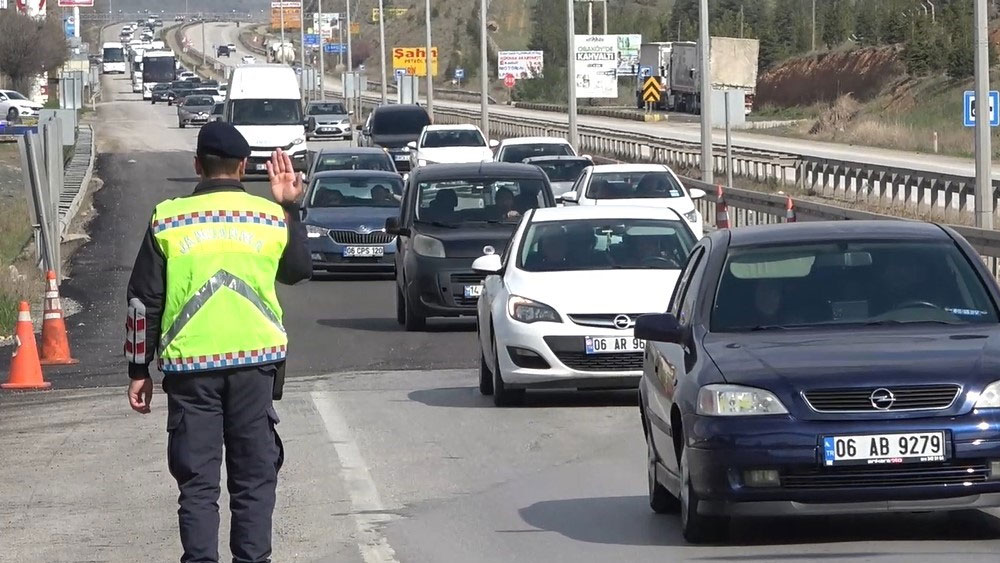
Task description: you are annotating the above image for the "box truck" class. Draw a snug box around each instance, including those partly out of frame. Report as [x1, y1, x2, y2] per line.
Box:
[668, 37, 760, 114]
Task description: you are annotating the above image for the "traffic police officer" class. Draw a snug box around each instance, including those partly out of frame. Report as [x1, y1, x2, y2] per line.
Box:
[124, 121, 311, 563]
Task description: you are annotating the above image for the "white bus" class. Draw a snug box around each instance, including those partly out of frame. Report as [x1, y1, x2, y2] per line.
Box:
[141, 50, 177, 100]
[101, 42, 127, 74]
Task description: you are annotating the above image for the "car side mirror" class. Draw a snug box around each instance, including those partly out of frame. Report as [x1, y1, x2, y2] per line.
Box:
[472, 254, 503, 275]
[406, 141, 417, 150]
[634, 313, 683, 344]
[582, 154, 593, 162]
[689, 188, 706, 200]
[488, 139, 500, 148]
[385, 216, 409, 236]
[306, 116, 317, 132]
[559, 191, 579, 204]
[356, 124, 364, 131]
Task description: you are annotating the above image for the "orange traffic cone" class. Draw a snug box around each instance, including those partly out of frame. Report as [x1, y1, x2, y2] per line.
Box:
[785, 195, 797, 223]
[2, 301, 50, 390]
[39, 270, 77, 365]
[715, 183, 731, 229]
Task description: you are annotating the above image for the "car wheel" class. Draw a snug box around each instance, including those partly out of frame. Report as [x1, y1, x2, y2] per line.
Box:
[679, 445, 729, 544]
[403, 287, 426, 331]
[7, 107, 18, 122]
[478, 329, 494, 396]
[645, 414, 679, 514]
[491, 330, 523, 407]
[395, 284, 405, 325]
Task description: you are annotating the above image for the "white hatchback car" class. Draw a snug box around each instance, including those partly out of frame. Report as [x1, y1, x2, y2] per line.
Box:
[473, 205, 698, 406]
[408, 123, 498, 169]
[561, 164, 706, 238]
[493, 136, 578, 163]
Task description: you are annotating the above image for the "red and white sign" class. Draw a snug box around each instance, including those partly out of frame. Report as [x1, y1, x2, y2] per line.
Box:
[58, 0, 94, 6]
[16, 0, 46, 15]
[503, 73, 515, 89]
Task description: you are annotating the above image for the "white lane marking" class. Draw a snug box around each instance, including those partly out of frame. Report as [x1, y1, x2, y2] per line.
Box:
[311, 391, 400, 563]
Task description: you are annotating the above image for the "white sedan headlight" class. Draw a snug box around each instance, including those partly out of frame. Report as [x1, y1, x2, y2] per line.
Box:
[507, 295, 561, 324]
[412, 234, 446, 258]
[305, 225, 329, 239]
[697, 384, 788, 416]
[974, 380, 1000, 408]
[683, 209, 699, 222]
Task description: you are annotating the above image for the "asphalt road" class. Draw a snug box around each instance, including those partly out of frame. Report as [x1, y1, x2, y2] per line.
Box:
[3, 22, 1000, 563]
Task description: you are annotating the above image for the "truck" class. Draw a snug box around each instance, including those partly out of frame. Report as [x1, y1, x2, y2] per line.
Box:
[634, 42, 673, 110]
[266, 41, 296, 65]
[668, 37, 759, 115]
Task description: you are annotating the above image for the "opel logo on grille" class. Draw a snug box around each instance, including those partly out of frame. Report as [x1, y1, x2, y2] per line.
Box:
[613, 314, 632, 330]
[870, 388, 896, 410]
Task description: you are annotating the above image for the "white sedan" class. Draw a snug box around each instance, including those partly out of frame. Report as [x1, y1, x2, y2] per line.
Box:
[241, 55, 256, 64]
[408, 123, 498, 169]
[0, 90, 43, 123]
[560, 164, 706, 238]
[493, 136, 578, 163]
[473, 205, 698, 406]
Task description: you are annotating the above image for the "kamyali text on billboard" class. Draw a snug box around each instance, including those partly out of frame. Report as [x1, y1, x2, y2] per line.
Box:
[498, 51, 544, 81]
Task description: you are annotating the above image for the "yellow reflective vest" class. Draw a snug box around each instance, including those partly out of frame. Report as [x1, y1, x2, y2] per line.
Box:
[151, 190, 289, 372]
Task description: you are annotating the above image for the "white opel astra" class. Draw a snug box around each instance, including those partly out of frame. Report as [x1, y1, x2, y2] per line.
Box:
[474, 205, 698, 406]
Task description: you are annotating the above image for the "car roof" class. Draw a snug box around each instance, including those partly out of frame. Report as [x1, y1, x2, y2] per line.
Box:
[530, 205, 685, 223]
[411, 162, 548, 181]
[500, 136, 571, 146]
[523, 155, 591, 163]
[722, 220, 950, 248]
[316, 147, 389, 156]
[311, 170, 402, 180]
[372, 103, 427, 114]
[423, 123, 480, 131]
[591, 164, 671, 173]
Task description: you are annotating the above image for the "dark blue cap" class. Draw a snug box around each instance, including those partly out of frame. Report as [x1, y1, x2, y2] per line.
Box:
[196, 121, 251, 159]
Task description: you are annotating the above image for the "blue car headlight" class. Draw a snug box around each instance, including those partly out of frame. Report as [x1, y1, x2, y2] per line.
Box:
[696, 384, 788, 416]
[974, 380, 1000, 408]
[306, 224, 330, 239]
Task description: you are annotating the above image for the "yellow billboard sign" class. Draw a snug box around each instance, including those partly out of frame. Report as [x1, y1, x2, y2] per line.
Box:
[270, 1, 302, 30]
[392, 47, 438, 77]
[371, 7, 408, 23]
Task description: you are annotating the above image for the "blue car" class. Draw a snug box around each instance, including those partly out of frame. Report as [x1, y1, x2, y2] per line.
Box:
[636, 220, 1000, 543]
[301, 170, 404, 273]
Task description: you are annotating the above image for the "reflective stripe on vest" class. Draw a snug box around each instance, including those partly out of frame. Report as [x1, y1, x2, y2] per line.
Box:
[152, 191, 289, 372]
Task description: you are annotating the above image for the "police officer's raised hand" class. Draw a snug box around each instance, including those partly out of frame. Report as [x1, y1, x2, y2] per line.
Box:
[128, 376, 154, 414]
[266, 148, 304, 206]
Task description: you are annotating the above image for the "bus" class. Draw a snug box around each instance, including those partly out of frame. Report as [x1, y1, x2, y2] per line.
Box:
[101, 42, 127, 74]
[141, 50, 177, 100]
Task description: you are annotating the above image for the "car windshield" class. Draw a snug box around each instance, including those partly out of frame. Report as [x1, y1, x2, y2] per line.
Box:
[314, 153, 395, 173]
[142, 56, 175, 82]
[152, 84, 170, 91]
[230, 99, 302, 126]
[309, 103, 346, 115]
[532, 160, 590, 182]
[184, 96, 214, 106]
[519, 219, 696, 272]
[308, 177, 403, 208]
[711, 240, 1000, 331]
[4, 91, 27, 101]
[103, 47, 125, 61]
[499, 143, 573, 163]
[372, 109, 430, 135]
[416, 178, 547, 225]
[587, 171, 686, 199]
[421, 129, 485, 148]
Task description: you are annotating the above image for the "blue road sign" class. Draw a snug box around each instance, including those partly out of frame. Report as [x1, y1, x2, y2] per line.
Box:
[964, 90, 1000, 127]
[324, 43, 346, 54]
[454, 67, 465, 80]
[394, 68, 406, 83]
[304, 34, 319, 47]
[64, 16, 76, 38]
[639, 65, 652, 78]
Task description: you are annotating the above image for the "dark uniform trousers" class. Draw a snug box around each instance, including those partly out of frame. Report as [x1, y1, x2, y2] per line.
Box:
[163, 363, 285, 563]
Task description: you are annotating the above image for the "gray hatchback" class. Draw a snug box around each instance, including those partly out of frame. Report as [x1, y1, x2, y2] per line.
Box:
[305, 101, 352, 141]
[177, 95, 216, 128]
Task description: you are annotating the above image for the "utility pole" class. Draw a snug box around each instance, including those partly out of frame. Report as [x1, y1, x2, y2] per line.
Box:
[318, 0, 325, 100]
[425, 0, 434, 115]
[739, 4, 744, 38]
[378, 0, 387, 103]
[280, 1, 285, 45]
[602, 0, 607, 35]
[811, 0, 816, 51]
[587, 1, 592, 34]
[201, 16, 207, 66]
[974, 0, 993, 228]
[567, 0, 578, 150]
[698, 0, 712, 184]
[481, 0, 489, 137]
[299, 1, 305, 96]
[346, 0, 353, 72]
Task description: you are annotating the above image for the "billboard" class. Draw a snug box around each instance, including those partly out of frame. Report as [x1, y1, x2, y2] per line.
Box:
[615, 34, 641, 76]
[312, 12, 341, 39]
[392, 47, 438, 77]
[574, 35, 617, 98]
[497, 51, 544, 81]
[271, 1, 302, 30]
[372, 7, 407, 22]
[58, 0, 93, 6]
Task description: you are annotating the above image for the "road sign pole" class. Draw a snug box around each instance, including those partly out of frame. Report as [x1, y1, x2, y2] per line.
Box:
[346, 0, 353, 73]
[425, 0, 434, 116]
[567, 0, 578, 150]
[300, 4, 306, 98]
[698, 0, 713, 184]
[319, 0, 326, 101]
[378, 0, 388, 103]
[725, 90, 733, 189]
[280, 1, 285, 45]
[974, 0, 993, 229]
[481, 0, 489, 137]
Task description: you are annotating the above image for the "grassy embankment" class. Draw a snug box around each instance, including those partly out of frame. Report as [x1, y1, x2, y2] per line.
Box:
[0, 143, 33, 335]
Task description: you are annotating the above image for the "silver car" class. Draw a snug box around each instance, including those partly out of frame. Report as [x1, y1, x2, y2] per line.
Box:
[305, 101, 353, 141]
[177, 96, 216, 128]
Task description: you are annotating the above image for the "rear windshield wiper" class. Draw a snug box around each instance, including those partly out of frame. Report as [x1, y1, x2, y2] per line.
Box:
[863, 319, 963, 326]
[747, 325, 790, 331]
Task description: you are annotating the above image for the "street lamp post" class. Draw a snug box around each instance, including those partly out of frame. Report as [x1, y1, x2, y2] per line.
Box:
[299, 1, 305, 96]
[280, 1, 285, 44]
[425, 0, 434, 115]
[480, 0, 488, 137]
[567, 0, 578, 150]
[974, 0, 993, 228]
[346, 0, 353, 72]
[201, 16, 207, 67]
[698, 0, 713, 184]
[318, 0, 325, 101]
[378, 0, 387, 103]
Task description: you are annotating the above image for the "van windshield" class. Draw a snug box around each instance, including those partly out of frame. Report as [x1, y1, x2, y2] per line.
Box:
[372, 109, 430, 136]
[103, 47, 125, 62]
[230, 99, 302, 126]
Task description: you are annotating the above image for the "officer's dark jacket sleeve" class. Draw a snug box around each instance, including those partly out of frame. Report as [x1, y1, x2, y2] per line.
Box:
[277, 203, 312, 285]
[125, 216, 166, 380]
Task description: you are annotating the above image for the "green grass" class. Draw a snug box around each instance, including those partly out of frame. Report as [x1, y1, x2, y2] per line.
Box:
[0, 144, 33, 335]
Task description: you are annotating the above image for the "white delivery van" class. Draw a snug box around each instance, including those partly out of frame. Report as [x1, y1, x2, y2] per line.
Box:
[131, 50, 145, 93]
[225, 64, 308, 174]
[101, 42, 127, 74]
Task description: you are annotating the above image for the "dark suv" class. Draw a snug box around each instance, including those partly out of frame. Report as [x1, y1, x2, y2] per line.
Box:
[357, 104, 431, 174]
[385, 162, 557, 330]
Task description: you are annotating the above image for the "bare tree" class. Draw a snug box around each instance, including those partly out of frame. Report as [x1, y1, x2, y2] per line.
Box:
[0, 10, 69, 95]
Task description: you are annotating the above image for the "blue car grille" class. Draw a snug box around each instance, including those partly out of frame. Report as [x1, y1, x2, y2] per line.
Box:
[330, 230, 394, 245]
[782, 461, 990, 489]
[803, 385, 960, 413]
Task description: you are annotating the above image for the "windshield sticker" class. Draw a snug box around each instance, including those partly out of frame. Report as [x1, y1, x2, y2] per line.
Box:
[945, 307, 990, 317]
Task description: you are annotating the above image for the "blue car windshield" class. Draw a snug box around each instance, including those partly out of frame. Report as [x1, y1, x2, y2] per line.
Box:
[309, 177, 403, 208]
[711, 240, 999, 331]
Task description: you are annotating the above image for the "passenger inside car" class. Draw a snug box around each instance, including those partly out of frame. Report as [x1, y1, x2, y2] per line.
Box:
[313, 188, 344, 207]
[491, 187, 521, 220]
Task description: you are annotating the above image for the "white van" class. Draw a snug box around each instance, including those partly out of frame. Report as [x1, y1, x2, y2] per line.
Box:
[225, 64, 308, 174]
[131, 50, 145, 93]
[101, 42, 127, 74]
